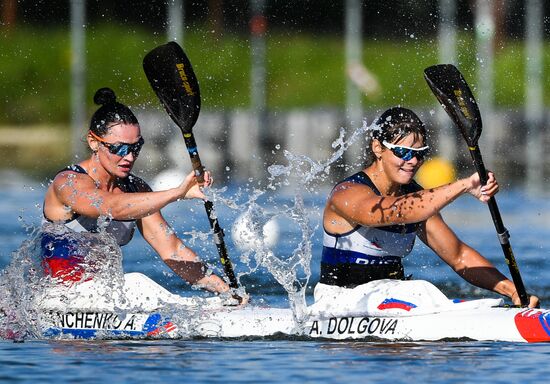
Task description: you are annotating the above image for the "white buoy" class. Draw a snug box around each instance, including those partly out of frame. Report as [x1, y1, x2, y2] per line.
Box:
[231, 211, 280, 251]
[151, 168, 182, 191]
[262, 218, 279, 249]
[151, 140, 188, 191]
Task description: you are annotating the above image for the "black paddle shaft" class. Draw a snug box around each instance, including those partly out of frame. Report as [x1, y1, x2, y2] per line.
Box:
[468, 146, 529, 306]
[183, 132, 239, 289]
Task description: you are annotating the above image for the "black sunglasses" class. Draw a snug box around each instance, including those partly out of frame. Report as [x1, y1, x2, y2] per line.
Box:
[100, 137, 144, 157]
[90, 131, 144, 157]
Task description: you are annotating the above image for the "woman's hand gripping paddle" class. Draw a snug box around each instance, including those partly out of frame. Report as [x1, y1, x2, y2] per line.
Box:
[424, 64, 529, 307]
[143, 41, 239, 291]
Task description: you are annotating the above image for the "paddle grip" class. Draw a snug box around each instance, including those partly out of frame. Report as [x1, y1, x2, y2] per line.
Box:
[469, 147, 529, 307]
[182, 132, 239, 289]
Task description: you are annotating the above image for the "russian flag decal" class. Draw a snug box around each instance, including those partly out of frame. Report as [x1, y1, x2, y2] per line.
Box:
[377, 298, 418, 311]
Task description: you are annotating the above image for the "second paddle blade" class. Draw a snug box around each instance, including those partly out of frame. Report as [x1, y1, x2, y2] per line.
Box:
[424, 64, 482, 147]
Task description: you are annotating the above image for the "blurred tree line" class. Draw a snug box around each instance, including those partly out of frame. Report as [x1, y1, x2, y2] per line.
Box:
[2, 0, 549, 39]
[1, 0, 549, 178]
[1, 0, 549, 128]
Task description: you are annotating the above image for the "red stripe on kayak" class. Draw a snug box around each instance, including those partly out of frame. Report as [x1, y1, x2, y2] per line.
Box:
[147, 321, 177, 336]
[514, 309, 550, 342]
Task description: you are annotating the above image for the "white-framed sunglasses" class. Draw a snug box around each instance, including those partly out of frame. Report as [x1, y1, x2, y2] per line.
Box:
[382, 140, 429, 161]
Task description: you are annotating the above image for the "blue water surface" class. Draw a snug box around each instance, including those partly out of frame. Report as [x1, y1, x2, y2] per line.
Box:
[2, 339, 550, 383]
[1, 181, 550, 383]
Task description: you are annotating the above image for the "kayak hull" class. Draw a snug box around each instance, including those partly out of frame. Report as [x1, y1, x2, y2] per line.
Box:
[37, 305, 550, 343]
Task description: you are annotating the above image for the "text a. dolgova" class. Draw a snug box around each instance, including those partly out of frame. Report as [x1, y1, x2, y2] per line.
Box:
[309, 316, 398, 337]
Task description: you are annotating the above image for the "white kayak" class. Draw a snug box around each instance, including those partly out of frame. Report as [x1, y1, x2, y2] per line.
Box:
[17, 273, 549, 343]
[38, 302, 550, 343]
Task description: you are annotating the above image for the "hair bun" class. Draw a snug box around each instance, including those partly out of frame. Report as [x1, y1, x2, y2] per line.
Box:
[93, 87, 117, 106]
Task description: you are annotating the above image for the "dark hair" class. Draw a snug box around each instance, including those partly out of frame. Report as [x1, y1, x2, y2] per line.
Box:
[89, 87, 139, 136]
[365, 107, 427, 165]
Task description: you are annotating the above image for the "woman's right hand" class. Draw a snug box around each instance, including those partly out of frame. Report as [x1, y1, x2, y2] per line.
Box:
[176, 170, 213, 200]
[511, 291, 540, 308]
[223, 292, 250, 307]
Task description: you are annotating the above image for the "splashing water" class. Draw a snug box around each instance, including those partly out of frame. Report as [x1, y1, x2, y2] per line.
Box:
[0, 222, 127, 340]
[0, 119, 381, 339]
[228, 119, 377, 322]
[267, 120, 374, 188]
[0, 227, 44, 340]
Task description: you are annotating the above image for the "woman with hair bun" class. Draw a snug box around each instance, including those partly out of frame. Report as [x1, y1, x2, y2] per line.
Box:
[40, 87, 242, 310]
[312, 107, 538, 313]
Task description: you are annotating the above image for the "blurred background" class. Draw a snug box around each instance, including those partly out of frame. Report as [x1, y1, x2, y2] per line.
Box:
[1, 0, 550, 193]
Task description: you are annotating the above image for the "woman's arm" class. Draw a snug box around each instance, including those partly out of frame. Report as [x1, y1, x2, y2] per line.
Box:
[327, 172, 497, 228]
[137, 211, 230, 294]
[418, 214, 539, 307]
[47, 170, 206, 221]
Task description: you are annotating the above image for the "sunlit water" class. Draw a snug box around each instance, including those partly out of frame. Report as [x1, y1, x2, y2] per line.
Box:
[1, 181, 550, 382]
[1, 122, 550, 380]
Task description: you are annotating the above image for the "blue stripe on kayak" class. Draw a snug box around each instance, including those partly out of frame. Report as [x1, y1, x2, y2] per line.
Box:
[44, 327, 148, 339]
[539, 312, 550, 336]
[143, 313, 162, 332]
[43, 312, 173, 339]
[42, 312, 173, 339]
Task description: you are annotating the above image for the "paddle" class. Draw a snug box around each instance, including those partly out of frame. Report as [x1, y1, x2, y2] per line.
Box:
[143, 41, 239, 290]
[423, 64, 529, 307]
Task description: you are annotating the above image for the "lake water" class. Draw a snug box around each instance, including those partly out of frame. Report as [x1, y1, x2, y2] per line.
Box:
[1, 178, 550, 383]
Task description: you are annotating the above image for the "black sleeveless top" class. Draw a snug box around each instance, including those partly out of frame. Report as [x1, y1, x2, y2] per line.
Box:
[42, 164, 139, 246]
[320, 172, 423, 288]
